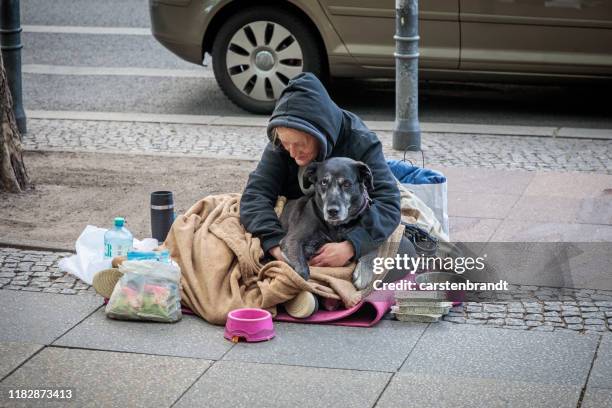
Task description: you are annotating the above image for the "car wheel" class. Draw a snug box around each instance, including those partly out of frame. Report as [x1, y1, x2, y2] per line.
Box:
[212, 6, 324, 114]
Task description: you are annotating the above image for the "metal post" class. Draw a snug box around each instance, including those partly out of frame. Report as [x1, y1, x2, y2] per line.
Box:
[393, 0, 420, 151]
[1, 0, 26, 134]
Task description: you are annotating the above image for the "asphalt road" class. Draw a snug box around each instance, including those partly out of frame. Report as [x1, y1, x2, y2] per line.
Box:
[20, 0, 612, 128]
[22, 0, 150, 27]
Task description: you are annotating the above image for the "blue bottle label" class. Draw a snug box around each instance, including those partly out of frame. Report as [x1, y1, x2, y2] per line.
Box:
[104, 242, 113, 258]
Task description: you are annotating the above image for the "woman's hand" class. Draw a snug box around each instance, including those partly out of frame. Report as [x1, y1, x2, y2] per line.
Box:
[309, 241, 355, 267]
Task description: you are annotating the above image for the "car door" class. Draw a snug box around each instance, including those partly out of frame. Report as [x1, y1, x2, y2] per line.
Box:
[317, 0, 460, 70]
[460, 0, 612, 76]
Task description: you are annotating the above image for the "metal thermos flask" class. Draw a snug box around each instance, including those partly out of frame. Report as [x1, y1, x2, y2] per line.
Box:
[150, 191, 175, 243]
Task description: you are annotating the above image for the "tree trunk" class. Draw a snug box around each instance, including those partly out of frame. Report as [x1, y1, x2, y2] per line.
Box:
[0, 51, 30, 192]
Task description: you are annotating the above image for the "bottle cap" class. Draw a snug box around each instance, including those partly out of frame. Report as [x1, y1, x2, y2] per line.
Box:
[114, 217, 125, 227]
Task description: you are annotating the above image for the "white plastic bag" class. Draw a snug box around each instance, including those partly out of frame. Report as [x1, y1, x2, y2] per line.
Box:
[404, 181, 449, 236]
[58, 225, 159, 285]
[397, 182, 449, 242]
[387, 160, 449, 237]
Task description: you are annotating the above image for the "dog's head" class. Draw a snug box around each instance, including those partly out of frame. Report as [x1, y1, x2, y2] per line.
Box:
[304, 157, 373, 226]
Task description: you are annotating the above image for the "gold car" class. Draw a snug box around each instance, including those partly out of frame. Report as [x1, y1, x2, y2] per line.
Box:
[149, 0, 612, 113]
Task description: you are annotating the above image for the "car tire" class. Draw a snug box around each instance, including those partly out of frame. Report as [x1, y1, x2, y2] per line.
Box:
[212, 6, 325, 114]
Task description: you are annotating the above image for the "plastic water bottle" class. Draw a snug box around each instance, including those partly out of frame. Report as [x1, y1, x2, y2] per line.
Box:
[104, 217, 134, 258]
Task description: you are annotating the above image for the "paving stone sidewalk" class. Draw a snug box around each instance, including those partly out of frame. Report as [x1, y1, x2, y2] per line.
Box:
[1, 247, 610, 334]
[23, 119, 612, 174]
[0, 248, 95, 296]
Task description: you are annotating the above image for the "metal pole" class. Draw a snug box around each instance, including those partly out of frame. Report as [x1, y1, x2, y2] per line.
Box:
[393, 0, 420, 151]
[0, 0, 27, 134]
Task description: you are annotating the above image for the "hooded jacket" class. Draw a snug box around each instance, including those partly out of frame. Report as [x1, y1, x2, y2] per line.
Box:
[239, 72, 400, 259]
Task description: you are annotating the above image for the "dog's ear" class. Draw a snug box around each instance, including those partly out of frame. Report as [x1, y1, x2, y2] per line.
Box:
[303, 162, 319, 188]
[355, 161, 374, 192]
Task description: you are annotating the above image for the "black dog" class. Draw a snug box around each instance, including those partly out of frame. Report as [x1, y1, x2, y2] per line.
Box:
[279, 157, 373, 280]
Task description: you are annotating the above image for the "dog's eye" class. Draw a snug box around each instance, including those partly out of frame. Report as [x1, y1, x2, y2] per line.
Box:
[342, 180, 352, 188]
[320, 179, 328, 187]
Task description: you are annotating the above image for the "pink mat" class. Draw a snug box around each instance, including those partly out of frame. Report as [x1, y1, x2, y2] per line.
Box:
[274, 290, 395, 327]
[273, 272, 415, 327]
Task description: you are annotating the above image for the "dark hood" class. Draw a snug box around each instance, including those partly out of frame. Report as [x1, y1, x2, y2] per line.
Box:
[267, 72, 343, 161]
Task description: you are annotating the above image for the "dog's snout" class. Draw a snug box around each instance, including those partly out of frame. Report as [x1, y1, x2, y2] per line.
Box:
[327, 207, 339, 218]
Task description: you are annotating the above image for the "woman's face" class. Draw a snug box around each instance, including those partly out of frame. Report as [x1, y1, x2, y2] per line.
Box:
[275, 127, 319, 166]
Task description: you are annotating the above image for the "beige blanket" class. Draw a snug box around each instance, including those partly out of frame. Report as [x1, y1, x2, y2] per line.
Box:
[164, 194, 373, 325]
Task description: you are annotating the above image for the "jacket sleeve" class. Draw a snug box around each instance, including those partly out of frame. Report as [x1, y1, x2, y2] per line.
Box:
[346, 138, 401, 259]
[240, 142, 289, 253]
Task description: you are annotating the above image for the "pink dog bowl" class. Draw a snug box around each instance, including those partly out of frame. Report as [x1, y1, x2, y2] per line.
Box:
[224, 308, 275, 343]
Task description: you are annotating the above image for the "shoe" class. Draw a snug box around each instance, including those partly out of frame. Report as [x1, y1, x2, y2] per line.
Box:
[283, 291, 319, 318]
[92, 268, 123, 299]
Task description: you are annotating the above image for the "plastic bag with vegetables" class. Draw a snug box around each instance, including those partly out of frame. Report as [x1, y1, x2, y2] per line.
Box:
[105, 260, 182, 323]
